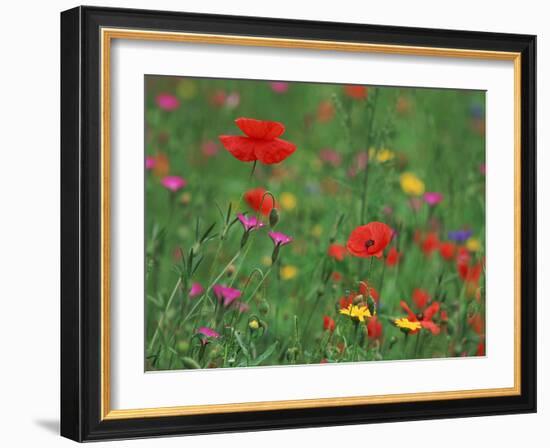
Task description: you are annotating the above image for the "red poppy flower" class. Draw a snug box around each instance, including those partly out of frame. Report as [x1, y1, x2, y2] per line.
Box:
[219, 118, 297, 165]
[347, 222, 392, 258]
[344, 85, 368, 100]
[412, 288, 430, 310]
[386, 247, 402, 266]
[323, 315, 335, 332]
[328, 244, 348, 261]
[367, 316, 382, 339]
[439, 241, 456, 260]
[421, 232, 440, 256]
[244, 188, 276, 216]
[400, 300, 440, 335]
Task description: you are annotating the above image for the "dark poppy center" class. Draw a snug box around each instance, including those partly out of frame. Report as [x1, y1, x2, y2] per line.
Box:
[416, 312, 424, 321]
[365, 239, 375, 248]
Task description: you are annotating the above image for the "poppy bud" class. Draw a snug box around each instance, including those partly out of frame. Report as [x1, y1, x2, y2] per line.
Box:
[389, 336, 398, 349]
[269, 207, 280, 227]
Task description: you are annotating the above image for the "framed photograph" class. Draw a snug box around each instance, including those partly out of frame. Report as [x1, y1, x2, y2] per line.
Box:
[60, 6, 536, 441]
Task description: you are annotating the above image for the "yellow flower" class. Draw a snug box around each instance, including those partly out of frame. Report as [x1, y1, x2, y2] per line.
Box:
[339, 304, 372, 322]
[280, 265, 298, 280]
[280, 192, 297, 211]
[311, 224, 323, 238]
[400, 172, 425, 196]
[394, 318, 422, 331]
[376, 148, 395, 163]
[248, 319, 260, 330]
[466, 238, 482, 252]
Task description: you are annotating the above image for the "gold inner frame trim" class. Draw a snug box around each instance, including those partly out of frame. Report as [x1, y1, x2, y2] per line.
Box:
[100, 27, 522, 420]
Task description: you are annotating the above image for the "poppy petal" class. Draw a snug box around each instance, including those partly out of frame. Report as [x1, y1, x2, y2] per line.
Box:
[235, 118, 285, 139]
[423, 302, 440, 320]
[421, 320, 441, 335]
[254, 139, 297, 165]
[400, 301, 417, 321]
[219, 135, 257, 162]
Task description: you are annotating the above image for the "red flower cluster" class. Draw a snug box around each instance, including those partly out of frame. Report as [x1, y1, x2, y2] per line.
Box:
[219, 118, 297, 165]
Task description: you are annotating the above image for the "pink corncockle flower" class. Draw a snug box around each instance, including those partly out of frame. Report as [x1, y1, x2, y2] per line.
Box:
[269, 81, 289, 93]
[156, 93, 180, 111]
[189, 282, 204, 299]
[161, 176, 187, 192]
[423, 192, 444, 206]
[225, 92, 240, 109]
[213, 284, 242, 307]
[237, 213, 264, 232]
[201, 140, 219, 157]
[268, 231, 292, 247]
[269, 231, 292, 263]
[319, 149, 342, 167]
[145, 156, 156, 170]
[197, 326, 220, 344]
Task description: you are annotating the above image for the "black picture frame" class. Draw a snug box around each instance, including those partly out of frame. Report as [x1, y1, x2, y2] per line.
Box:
[61, 5, 536, 442]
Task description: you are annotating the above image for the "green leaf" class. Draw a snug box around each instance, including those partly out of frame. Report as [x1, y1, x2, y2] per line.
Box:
[249, 341, 279, 366]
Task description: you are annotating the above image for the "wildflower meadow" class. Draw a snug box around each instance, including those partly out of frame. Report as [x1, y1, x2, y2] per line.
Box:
[145, 76, 486, 371]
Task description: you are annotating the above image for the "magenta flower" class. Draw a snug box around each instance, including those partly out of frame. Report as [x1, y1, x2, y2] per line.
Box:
[237, 213, 264, 232]
[188, 282, 204, 299]
[213, 284, 242, 307]
[269, 231, 292, 247]
[156, 93, 180, 111]
[145, 156, 156, 170]
[161, 176, 187, 192]
[269, 81, 289, 93]
[197, 326, 220, 344]
[423, 192, 444, 206]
